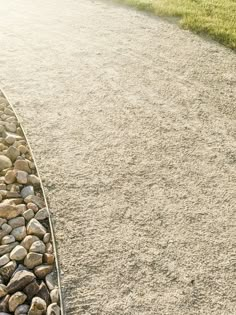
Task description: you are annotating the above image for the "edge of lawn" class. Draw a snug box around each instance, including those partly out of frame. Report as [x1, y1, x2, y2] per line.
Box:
[114, 0, 236, 51]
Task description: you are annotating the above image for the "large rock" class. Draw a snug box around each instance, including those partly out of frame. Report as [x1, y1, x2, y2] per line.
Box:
[6, 270, 36, 294]
[11, 226, 26, 241]
[30, 241, 46, 254]
[16, 170, 28, 184]
[27, 219, 46, 238]
[28, 297, 46, 315]
[0, 204, 22, 219]
[22, 208, 34, 221]
[34, 265, 53, 279]
[8, 217, 25, 229]
[0, 156, 12, 171]
[23, 279, 40, 301]
[8, 291, 27, 312]
[35, 208, 49, 221]
[10, 245, 27, 261]
[24, 252, 43, 269]
[0, 261, 17, 282]
[21, 185, 34, 199]
[14, 160, 31, 173]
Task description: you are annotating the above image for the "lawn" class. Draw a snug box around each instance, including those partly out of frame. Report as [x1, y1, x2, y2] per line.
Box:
[116, 0, 236, 49]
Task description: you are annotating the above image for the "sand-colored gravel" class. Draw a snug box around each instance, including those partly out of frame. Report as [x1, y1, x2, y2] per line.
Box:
[0, 0, 235, 314]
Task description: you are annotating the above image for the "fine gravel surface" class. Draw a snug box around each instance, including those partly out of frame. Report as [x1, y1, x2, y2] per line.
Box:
[0, 0, 236, 314]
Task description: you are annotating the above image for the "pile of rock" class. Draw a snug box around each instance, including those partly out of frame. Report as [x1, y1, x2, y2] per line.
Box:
[0, 93, 61, 314]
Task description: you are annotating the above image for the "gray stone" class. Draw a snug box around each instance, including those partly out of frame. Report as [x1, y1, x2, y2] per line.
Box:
[27, 219, 46, 238]
[0, 219, 6, 227]
[43, 233, 51, 244]
[0, 156, 12, 171]
[6, 270, 36, 294]
[16, 171, 28, 184]
[0, 255, 10, 267]
[14, 304, 30, 315]
[6, 146, 19, 162]
[20, 186, 34, 199]
[8, 217, 25, 229]
[30, 241, 46, 254]
[28, 297, 46, 315]
[8, 291, 27, 312]
[11, 226, 26, 241]
[24, 252, 43, 269]
[5, 135, 15, 145]
[1, 224, 12, 234]
[35, 208, 49, 221]
[10, 245, 27, 261]
[22, 209, 34, 221]
[45, 272, 56, 291]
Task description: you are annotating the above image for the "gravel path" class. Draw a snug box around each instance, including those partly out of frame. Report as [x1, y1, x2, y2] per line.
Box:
[0, 0, 236, 314]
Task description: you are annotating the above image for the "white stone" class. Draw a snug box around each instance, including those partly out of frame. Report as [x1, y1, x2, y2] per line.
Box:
[10, 245, 27, 261]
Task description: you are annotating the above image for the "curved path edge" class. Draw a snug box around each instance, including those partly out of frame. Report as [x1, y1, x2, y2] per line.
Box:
[1, 88, 65, 315]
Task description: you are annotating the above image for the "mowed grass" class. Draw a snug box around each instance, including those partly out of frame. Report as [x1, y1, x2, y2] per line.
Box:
[116, 0, 236, 49]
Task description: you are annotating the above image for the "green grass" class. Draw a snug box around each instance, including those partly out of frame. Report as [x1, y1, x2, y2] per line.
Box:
[116, 0, 236, 50]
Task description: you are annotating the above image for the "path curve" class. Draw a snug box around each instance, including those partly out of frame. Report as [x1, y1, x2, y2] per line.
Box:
[0, 0, 236, 314]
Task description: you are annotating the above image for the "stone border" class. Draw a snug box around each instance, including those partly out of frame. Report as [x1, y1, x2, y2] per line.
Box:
[0, 89, 65, 315]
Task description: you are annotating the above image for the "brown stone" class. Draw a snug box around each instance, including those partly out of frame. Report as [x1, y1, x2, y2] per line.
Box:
[34, 265, 53, 279]
[43, 253, 55, 265]
[0, 204, 22, 219]
[23, 279, 40, 301]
